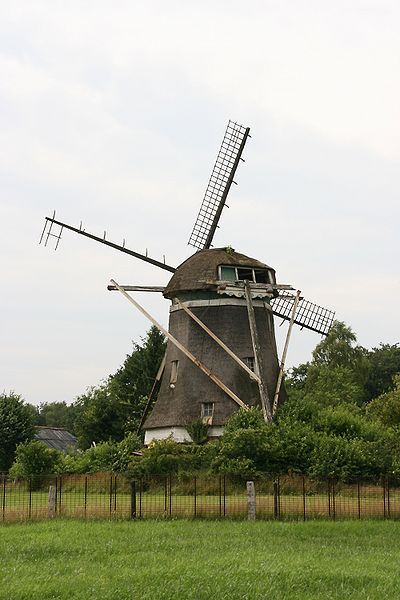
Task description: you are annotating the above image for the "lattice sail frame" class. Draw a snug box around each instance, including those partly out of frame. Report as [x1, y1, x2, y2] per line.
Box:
[188, 120, 250, 250]
[270, 291, 335, 336]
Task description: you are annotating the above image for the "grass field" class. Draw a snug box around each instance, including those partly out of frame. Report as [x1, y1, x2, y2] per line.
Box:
[1, 520, 400, 599]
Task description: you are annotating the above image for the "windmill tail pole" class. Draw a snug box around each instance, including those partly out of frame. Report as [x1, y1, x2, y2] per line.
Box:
[272, 290, 301, 416]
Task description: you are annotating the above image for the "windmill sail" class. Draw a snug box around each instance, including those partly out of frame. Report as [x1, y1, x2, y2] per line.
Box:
[40, 215, 176, 273]
[270, 292, 335, 336]
[188, 120, 250, 250]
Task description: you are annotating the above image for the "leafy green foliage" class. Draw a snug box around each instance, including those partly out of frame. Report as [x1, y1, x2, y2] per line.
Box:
[311, 321, 364, 368]
[9, 440, 62, 480]
[36, 401, 77, 432]
[186, 419, 209, 445]
[108, 326, 166, 429]
[364, 344, 400, 402]
[0, 392, 36, 472]
[128, 438, 216, 478]
[73, 385, 129, 449]
[72, 327, 166, 448]
[366, 374, 400, 427]
[58, 433, 142, 474]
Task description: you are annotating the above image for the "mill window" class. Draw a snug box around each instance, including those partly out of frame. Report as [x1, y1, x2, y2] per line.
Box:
[218, 265, 271, 284]
[201, 402, 214, 418]
[243, 356, 255, 372]
[236, 267, 254, 281]
[219, 266, 236, 281]
[254, 269, 270, 284]
[170, 360, 179, 386]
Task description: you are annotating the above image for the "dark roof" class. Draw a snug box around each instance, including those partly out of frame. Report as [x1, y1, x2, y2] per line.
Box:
[35, 427, 77, 452]
[164, 248, 275, 298]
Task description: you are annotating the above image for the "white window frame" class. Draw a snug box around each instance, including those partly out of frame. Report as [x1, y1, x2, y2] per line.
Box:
[201, 402, 214, 418]
[218, 265, 272, 284]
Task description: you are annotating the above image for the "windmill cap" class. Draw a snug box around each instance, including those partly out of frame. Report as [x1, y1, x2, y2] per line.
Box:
[164, 247, 275, 298]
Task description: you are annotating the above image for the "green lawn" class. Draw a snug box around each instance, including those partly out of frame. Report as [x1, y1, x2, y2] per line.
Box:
[1, 520, 400, 599]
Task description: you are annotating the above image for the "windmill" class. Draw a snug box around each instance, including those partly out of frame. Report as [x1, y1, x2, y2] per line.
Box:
[40, 120, 334, 444]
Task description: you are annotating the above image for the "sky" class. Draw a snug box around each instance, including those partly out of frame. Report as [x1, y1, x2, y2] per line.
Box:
[1, 1, 399, 406]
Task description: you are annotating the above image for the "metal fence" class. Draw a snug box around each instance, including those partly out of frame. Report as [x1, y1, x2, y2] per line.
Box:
[0, 473, 398, 523]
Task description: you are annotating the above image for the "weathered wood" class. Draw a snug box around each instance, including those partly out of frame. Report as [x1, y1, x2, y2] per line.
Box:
[246, 481, 256, 521]
[111, 279, 249, 411]
[42, 216, 176, 273]
[272, 290, 301, 416]
[107, 285, 165, 292]
[137, 352, 167, 433]
[244, 281, 272, 421]
[48, 485, 56, 518]
[176, 299, 260, 384]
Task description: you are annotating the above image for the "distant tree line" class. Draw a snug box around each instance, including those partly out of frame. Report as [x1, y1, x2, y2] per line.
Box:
[2, 322, 400, 482]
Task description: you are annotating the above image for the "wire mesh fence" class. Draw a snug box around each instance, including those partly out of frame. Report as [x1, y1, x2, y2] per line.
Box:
[0, 473, 398, 523]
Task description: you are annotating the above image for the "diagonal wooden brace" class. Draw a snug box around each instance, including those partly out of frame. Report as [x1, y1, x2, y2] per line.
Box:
[111, 279, 249, 411]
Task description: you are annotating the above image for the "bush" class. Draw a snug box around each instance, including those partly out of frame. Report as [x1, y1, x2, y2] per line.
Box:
[9, 440, 62, 480]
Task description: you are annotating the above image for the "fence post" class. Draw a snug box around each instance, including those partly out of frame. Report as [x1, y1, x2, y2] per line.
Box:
[273, 480, 280, 519]
[84, 476, 88, 517]
[328, 480, 331, 518]
[109, 474, 113, 515]
[219, 476, 222, 517]
[194, 477, 197, 518]
[28, 478, 32, 519]
[246, 481, 256, 521]
[302, 476, 306, 522]
[58, 476, 62, 514]
[383, 480, 386, 519]
[139, 479, 142, 518]
[48, 485, 56, 518]
[130, 480, 137, 519]
[357, 482, 361, 520]
[223, 475, 226, 517]
[2, 475, 5, 522]
[169, 474, 172, 517]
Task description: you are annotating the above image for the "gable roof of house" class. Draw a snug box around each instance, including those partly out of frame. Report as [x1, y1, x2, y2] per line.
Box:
[35, 427, 77, 452]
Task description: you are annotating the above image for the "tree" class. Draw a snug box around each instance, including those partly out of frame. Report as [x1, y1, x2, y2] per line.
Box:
[73, 385, 129, 449]
[311, 321, 365, 369]
[37, 401, 76, 431]
[212, 408, 276, 477]
[303, 366, 365, 407]
[366, 374, 400, 427]
[71, 327, 166, 448]
[0, 393, 35, 472]
[9, 440, 62, 479]
[364, 344, 400, 402]
[285, 321, 369, 405]
[108, 326, 166, 429]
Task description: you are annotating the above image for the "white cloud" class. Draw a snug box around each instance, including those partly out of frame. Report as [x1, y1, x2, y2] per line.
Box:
[1, 0, 399, 404]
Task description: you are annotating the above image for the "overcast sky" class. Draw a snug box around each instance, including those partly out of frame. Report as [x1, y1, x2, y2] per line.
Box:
[1, 1, 399, 406]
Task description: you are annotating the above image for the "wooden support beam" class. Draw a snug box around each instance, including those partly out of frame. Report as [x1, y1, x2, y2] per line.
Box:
[176, 299, 261, 384]
[111, 279, 249, 411]
[107, 285, 165, 292]
[272, 290, 301, 416]
[244, 281, 273, 422]
[137, 351, 167, 433]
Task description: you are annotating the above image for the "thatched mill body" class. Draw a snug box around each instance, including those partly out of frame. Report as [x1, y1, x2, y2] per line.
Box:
[41, 121, 334, 443]
[143, 248, 286, 443]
